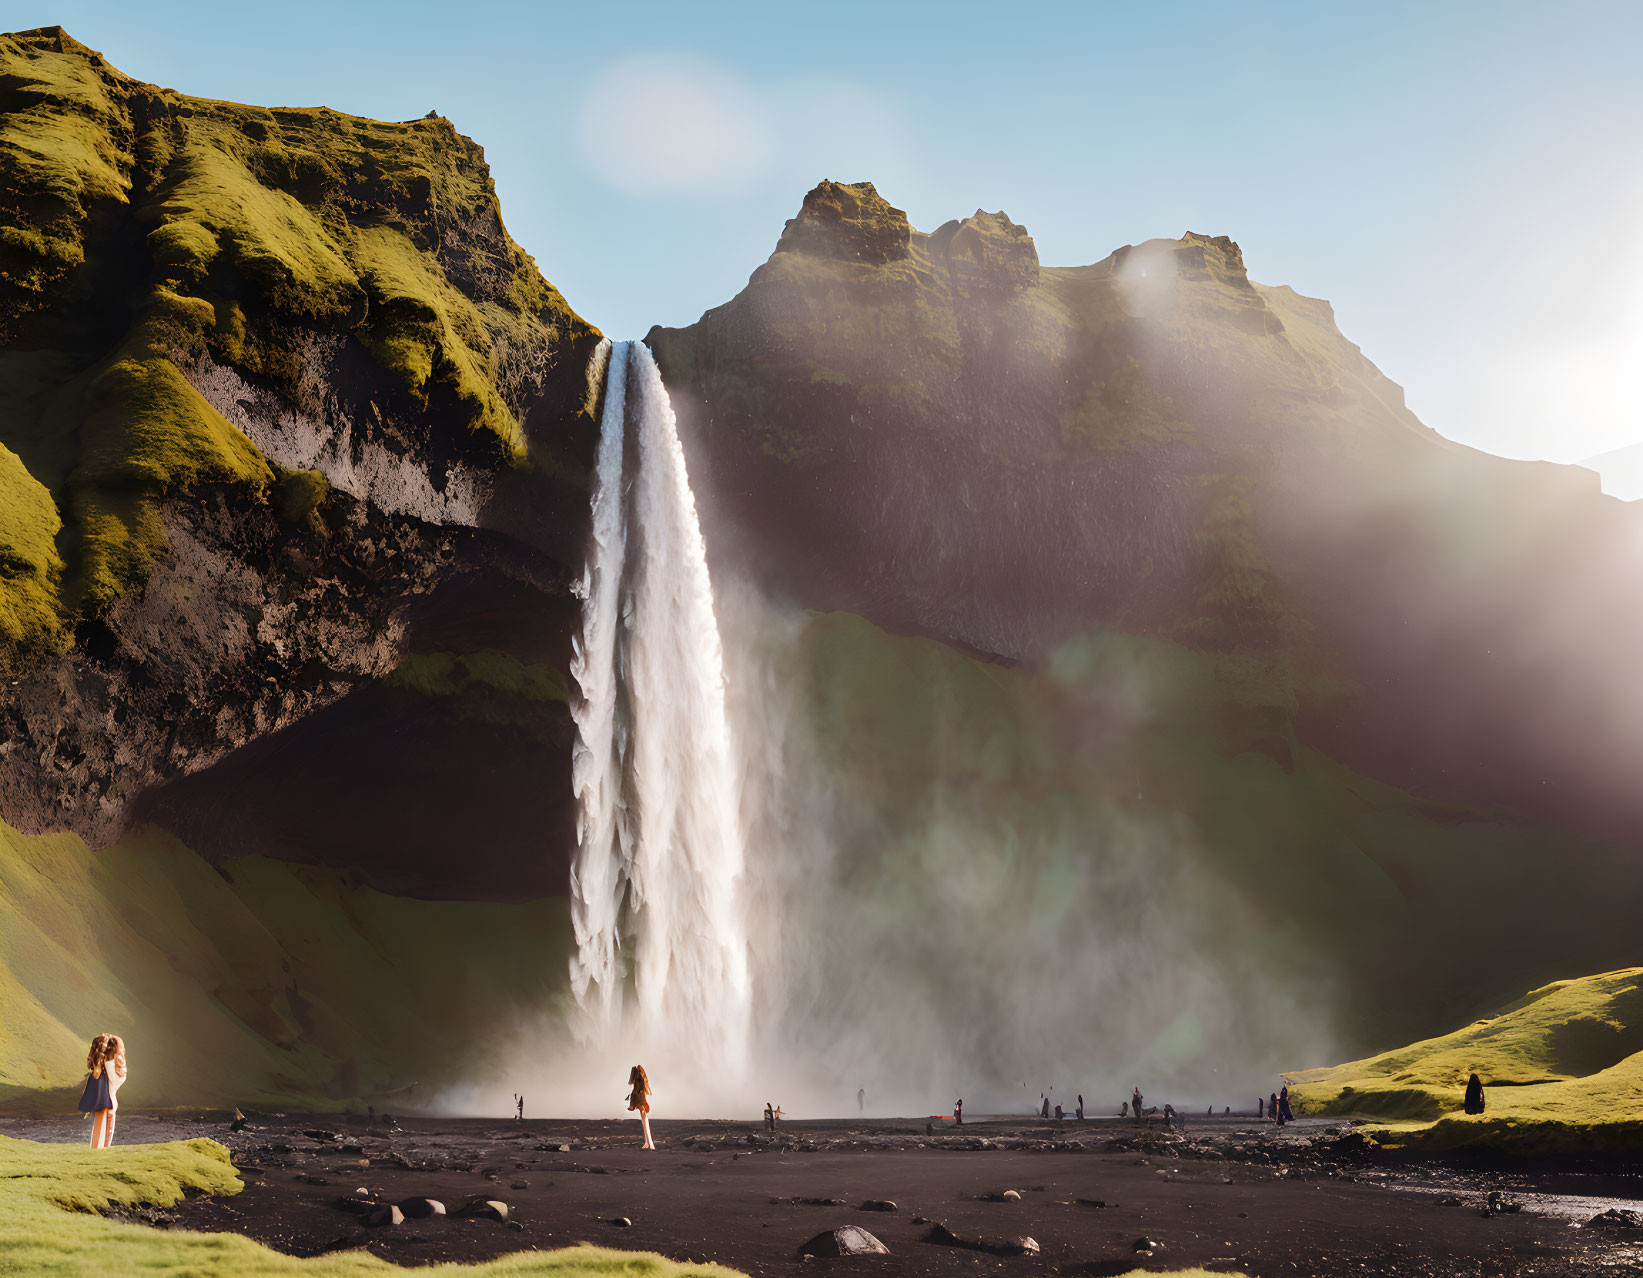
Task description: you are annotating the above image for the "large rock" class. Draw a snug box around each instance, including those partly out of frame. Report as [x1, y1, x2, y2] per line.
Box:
[798, 1226, 890, 1257]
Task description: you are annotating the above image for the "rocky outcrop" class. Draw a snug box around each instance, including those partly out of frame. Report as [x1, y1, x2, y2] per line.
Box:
[773, 179, 910, 264]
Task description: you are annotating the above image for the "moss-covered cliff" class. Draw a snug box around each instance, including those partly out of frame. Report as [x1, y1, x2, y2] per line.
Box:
[0, 27, 601, 850]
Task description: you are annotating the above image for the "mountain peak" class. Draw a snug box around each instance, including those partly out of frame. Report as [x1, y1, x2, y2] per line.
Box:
[775, 180, 911, 265]
[930, 209, 1038, 294]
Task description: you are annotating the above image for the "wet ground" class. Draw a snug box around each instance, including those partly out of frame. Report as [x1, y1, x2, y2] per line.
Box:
[6, 1111, 1643, 1276]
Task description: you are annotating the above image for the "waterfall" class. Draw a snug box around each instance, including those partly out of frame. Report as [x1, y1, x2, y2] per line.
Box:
[568, 340, 751, 1093]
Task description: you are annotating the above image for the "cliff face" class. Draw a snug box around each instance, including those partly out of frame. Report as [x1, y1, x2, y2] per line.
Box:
[0, 28, 601, 880]
[649, 180, 1643, 839]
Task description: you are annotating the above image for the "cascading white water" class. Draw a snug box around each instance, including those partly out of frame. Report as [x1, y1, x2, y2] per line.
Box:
[568, 337, 629, 1035]
[568, 340, 751, 1094]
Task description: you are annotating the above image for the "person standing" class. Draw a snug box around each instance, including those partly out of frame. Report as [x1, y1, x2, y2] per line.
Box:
[1464, 1073, 1486, 1115]
[627, 1064, 654, 1150]
[954, 1098, 963, 1125]
[1076, 1094, 1084, 1121]
[78, 1035, 127, 1149]
[1257, 1096, 1264, 1118]
[1278, 1086, 1293, 1123]
[1132, 1087, 1143, 1122]
[857, 1087, 865, 1113]
[1269, 1092, 1282, 1126]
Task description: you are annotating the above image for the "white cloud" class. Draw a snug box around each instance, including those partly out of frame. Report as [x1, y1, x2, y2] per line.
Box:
[576, 54, 773, 198]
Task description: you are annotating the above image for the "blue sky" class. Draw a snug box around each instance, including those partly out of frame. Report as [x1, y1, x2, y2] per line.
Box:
[14, 0, 1643, 462]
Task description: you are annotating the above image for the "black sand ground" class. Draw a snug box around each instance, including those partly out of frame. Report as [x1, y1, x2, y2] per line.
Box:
[6, 1112, 1643, 1276]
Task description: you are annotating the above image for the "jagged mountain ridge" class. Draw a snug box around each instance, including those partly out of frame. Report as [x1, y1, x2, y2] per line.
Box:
[650, 179, 1643, 837]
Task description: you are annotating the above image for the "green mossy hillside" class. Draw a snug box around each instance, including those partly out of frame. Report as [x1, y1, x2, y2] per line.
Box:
[0, 26, 598, 655]
[763, 612, 1641, 1089]
[0, 817, 572, 1108]
[0, 1133, 753, 1277]
[1288, 969, 1643, 1153]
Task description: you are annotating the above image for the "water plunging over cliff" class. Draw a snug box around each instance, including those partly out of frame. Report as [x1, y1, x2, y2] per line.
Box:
[568, 339, 751, 1091]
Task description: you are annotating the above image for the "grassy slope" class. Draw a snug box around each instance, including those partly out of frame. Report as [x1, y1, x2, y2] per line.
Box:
[0, 1133, 756, 1277]
[780, 612, 1639, 1080]
[1288, 969, 1643, 1154]
[0, 818, 572, 1109]
[0, 26, 597, 656]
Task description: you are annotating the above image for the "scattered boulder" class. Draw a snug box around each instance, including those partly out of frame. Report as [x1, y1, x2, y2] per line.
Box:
[1133, 1236, 1163, 1254]
[799, 1226, 890, 1257]
[1586, 1208, 1643, 1229]
[364, 1205, 404, 1228]
[1000, 1190, 1021, 1202]
[858, 1200, 897, 1212]
[399, 1197, 446, 1219]
[1481, 1191, 1522, 1217]
[460, 1198, 509, 1222]
[303, 1129, 340, 1143]
[610, 1216, 632, 1227]
[923, 1223, 1036, 1256]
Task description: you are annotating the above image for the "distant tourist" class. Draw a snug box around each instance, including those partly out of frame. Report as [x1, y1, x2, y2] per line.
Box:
[78, 1034, 127, 1149]
[1132, 1087, 1143, 1121]
[955, 1098, 963, 1125]
[627, 1064, 654, 1150]
[1464, 1073, 1486, 1115]
[1164, 1103, 1183, 1129]
[1054, 1103, 1064, 1120]
[1258, 1096, 1264, 1118]
[1041, 1095, 1050, 1119]
[1269, 1092, 1282, 1126]
[1077, 1094, 1084, 1121]
[1279, 1086, 1294, 1123]
[765, 1102, 775, 1131]
[858, 1087, 865, 1113]
[516, 1094, 524, 1121]
[1121, 1101, 1129, 1117]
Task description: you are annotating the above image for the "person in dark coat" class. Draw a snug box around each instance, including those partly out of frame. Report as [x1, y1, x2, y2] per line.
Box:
[1278, 1086, 1294, 1122]
[1464, 1073, 1485, 1115]
[1270, 1092, 1282, 1125]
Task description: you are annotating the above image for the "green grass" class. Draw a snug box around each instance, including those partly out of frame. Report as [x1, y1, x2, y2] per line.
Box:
[0, 436, 65, 658]
[1288, 969, 1643, 1153]
[0, 1132, 753, 1277]
[387, 648, 571, 724]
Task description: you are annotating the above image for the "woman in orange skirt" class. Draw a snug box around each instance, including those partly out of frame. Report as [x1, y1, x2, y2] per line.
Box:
[627, 1064, 654, 1149]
